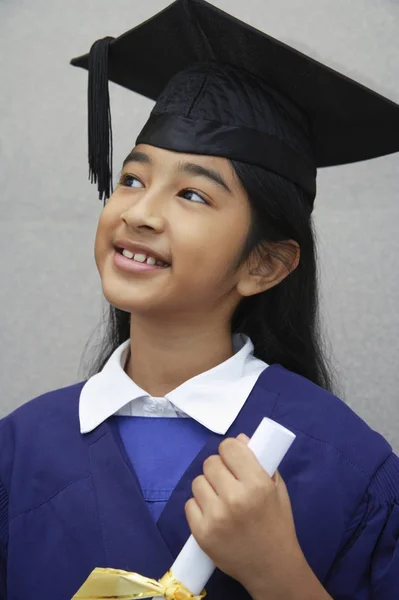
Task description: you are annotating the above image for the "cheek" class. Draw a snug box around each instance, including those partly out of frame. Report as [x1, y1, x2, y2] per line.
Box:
[94, 209, 115, 273]
[175, 214, 247, 286]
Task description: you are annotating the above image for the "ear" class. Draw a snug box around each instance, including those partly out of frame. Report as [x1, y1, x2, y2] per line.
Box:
[236, 240, 300, 298]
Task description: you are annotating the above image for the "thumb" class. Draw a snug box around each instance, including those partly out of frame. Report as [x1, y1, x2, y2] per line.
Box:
[237, 433, 250, 444]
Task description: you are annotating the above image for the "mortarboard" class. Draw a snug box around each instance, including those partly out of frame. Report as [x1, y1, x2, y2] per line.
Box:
[70, 0, 399, 208]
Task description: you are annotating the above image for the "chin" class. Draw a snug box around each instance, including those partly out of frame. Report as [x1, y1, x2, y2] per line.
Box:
[99, 252, 173, 314]
[100, 277, 161, 315]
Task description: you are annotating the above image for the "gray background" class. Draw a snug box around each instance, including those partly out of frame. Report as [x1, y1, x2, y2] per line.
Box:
[0, 0, 398, 451]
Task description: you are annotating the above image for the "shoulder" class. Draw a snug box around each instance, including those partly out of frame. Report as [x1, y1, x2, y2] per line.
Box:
[324, 452, 399, 595]
[0, 381, 88, 515]
[259, 364, 392, 479]
[0, 380, 86, 444]
[257, 365, 399, 569]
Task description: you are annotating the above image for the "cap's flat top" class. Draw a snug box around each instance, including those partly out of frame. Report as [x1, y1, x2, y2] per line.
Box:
[71, 0, 399, 168]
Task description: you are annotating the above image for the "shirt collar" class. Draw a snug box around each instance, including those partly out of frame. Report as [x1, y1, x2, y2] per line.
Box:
[79, 333, 267, 435]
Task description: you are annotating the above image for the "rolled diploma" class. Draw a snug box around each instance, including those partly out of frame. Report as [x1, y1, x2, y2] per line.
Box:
[157, 417, 296, 598]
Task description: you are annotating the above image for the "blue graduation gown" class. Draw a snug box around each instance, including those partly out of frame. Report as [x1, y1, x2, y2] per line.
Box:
[115, 416, 213, 522]
[0, 364, 398, 600]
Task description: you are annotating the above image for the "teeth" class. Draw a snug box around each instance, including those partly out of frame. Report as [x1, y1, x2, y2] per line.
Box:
[120, 248, 169, 267]
[156, 259, 169, 267]
[133, 253, 146, 263]
[122, 249, 134, 259]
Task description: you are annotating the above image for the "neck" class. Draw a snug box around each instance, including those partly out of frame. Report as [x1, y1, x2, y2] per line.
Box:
[125, 315, 235, 397]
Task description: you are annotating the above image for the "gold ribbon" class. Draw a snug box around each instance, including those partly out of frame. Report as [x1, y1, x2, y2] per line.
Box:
[72, 567, 206, 599]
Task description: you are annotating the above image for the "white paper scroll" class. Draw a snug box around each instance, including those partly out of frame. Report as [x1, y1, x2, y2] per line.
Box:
[154, 417, 296, 598]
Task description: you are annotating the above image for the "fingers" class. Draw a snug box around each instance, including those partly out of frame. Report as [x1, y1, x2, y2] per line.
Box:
[218, 437, 265, 482]
[202, 454, 238, 498]
[273, 470, 288, 496]
[191, 473, 217, 511]
[190, 432, 281, 517]
[184, 496, 202, 531]
[272, 470, 280, 485]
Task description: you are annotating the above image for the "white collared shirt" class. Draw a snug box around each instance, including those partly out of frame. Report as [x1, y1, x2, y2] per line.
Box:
[79, 333, 268, 435]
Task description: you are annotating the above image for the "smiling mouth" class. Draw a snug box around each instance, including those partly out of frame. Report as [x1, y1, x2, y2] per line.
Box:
[115, 247, 170, 268]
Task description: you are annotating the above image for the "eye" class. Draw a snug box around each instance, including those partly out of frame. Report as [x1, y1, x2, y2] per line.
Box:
[179, 189, 209, 205]
[119, 175, 209, 205]
[119, 174, 144, 188]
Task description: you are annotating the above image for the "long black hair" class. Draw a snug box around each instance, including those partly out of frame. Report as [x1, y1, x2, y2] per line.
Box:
[79, 88, 339, 395]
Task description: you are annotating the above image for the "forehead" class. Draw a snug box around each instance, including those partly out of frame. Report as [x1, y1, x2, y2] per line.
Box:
[131, 144, 236, 177]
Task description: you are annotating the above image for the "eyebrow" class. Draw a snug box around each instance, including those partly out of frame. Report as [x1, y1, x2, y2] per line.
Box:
[122, 150, 232, 195]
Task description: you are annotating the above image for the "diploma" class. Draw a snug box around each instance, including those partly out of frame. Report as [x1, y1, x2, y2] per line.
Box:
[73, 417, 296, 599]
[159, 417, 296, 597]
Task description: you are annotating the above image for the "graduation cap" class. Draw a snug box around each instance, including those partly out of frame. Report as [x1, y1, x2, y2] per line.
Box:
[70, 0, 399, 207]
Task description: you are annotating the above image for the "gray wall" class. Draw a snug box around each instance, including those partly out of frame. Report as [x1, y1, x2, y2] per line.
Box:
[1, 0, 398, 451]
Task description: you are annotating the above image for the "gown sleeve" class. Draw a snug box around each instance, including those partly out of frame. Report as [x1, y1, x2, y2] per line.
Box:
[0, 479, 7, 599]
[325, 452, 399, 599]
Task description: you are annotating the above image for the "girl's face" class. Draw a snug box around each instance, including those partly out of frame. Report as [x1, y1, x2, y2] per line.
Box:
[95, 144, 255, 323]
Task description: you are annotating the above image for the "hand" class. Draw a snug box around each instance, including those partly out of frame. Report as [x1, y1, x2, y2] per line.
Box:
[185, 433, 306, 598]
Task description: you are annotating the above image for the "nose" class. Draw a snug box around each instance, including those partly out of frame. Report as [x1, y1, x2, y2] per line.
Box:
[120, 190, 166, 233]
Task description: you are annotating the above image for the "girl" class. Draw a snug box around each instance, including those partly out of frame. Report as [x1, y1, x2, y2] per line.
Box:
[1, 1, 399, 598]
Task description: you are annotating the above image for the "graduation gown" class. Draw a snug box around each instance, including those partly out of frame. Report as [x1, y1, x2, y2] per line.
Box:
[0, 363, 398, 599]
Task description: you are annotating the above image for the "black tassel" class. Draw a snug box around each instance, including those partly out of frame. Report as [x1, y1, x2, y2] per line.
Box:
[88, 36, 115, 204]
